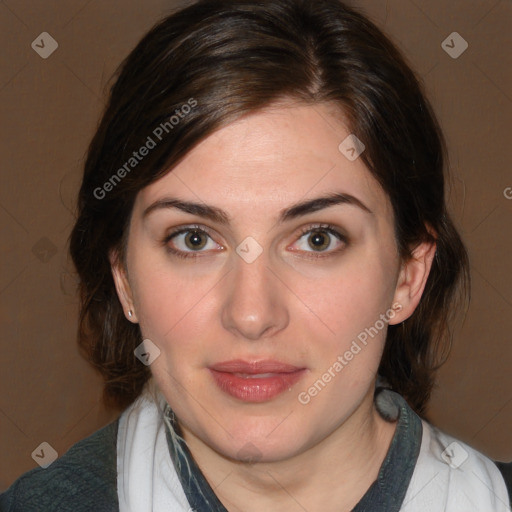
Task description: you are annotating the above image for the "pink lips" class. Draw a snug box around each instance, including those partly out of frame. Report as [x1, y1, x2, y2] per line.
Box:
[209, 359, 306, 402]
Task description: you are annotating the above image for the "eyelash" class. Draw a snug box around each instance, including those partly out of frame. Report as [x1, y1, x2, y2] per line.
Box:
[162, 224, 218, 260]
[161, 223, 348, 260]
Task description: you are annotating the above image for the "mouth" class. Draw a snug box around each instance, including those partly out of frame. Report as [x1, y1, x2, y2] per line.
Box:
[208, 359, 307, 403]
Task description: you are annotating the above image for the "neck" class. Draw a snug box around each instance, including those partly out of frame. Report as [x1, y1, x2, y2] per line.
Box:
[179, 389, 397, 512]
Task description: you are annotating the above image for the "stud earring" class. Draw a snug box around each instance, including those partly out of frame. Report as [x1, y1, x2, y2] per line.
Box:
[128, 310, 133, 318]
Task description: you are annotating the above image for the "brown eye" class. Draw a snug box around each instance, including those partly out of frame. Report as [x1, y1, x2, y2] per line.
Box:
[164, 226, 224, 260]
[291, 224, 347, 257]
[184, 229, 208, 250]
[307, 230, 331, 251]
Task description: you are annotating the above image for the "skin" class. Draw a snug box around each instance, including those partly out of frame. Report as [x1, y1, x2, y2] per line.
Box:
[111, 102, 436, 511]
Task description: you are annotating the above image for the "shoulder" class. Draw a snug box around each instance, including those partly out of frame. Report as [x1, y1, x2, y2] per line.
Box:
[401, 419, 511, 511]
[0, 418, 120, 512]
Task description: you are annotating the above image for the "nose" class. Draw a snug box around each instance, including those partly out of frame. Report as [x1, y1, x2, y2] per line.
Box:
[221, 253, 289, 341]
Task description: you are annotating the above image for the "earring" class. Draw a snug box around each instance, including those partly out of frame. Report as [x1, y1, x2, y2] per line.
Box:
[128, 310, 133, 318]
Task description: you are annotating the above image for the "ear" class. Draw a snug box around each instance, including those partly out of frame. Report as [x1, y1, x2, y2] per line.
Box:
[109, 249, 139, 323]
[388, 238, 436, 325]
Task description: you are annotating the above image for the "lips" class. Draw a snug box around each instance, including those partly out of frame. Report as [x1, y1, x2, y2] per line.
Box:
[209, 359, 306, 402]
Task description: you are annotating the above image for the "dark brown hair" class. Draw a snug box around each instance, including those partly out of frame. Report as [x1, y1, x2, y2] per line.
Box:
[69, 0, 469, 415]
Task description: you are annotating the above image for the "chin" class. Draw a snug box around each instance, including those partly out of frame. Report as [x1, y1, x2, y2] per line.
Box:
[201, 410, 312, 463]
[221, 435, 307, 465]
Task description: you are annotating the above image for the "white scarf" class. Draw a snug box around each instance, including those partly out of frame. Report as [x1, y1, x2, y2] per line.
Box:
[401, 419, 510, 511]
[117, 382, 510, 512]
[117, 381, 191, 511]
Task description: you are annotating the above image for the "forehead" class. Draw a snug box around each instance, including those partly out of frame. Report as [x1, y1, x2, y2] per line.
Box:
[135, 103, 392, 220]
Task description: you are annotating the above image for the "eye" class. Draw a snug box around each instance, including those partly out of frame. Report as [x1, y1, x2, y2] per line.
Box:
[291, 224, 347, 256]
[163, 226, 223, 259]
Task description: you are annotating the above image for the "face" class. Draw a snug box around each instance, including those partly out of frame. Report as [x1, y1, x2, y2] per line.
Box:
[111, 103, 432, 463]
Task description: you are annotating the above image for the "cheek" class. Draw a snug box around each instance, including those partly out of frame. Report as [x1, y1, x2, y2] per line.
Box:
[293, 260, 397, 410]
[129, 256, 220, 362]
[290, 250, 398, 352]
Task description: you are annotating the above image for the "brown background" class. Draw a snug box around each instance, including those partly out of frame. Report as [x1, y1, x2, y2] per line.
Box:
[1, 0, 511, 491]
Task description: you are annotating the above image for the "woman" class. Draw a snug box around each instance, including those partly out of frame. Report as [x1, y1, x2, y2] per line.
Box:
[1, 0, 510, 510]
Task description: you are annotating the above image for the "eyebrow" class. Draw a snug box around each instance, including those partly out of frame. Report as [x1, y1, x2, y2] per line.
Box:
[142, 192, 372, 225]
